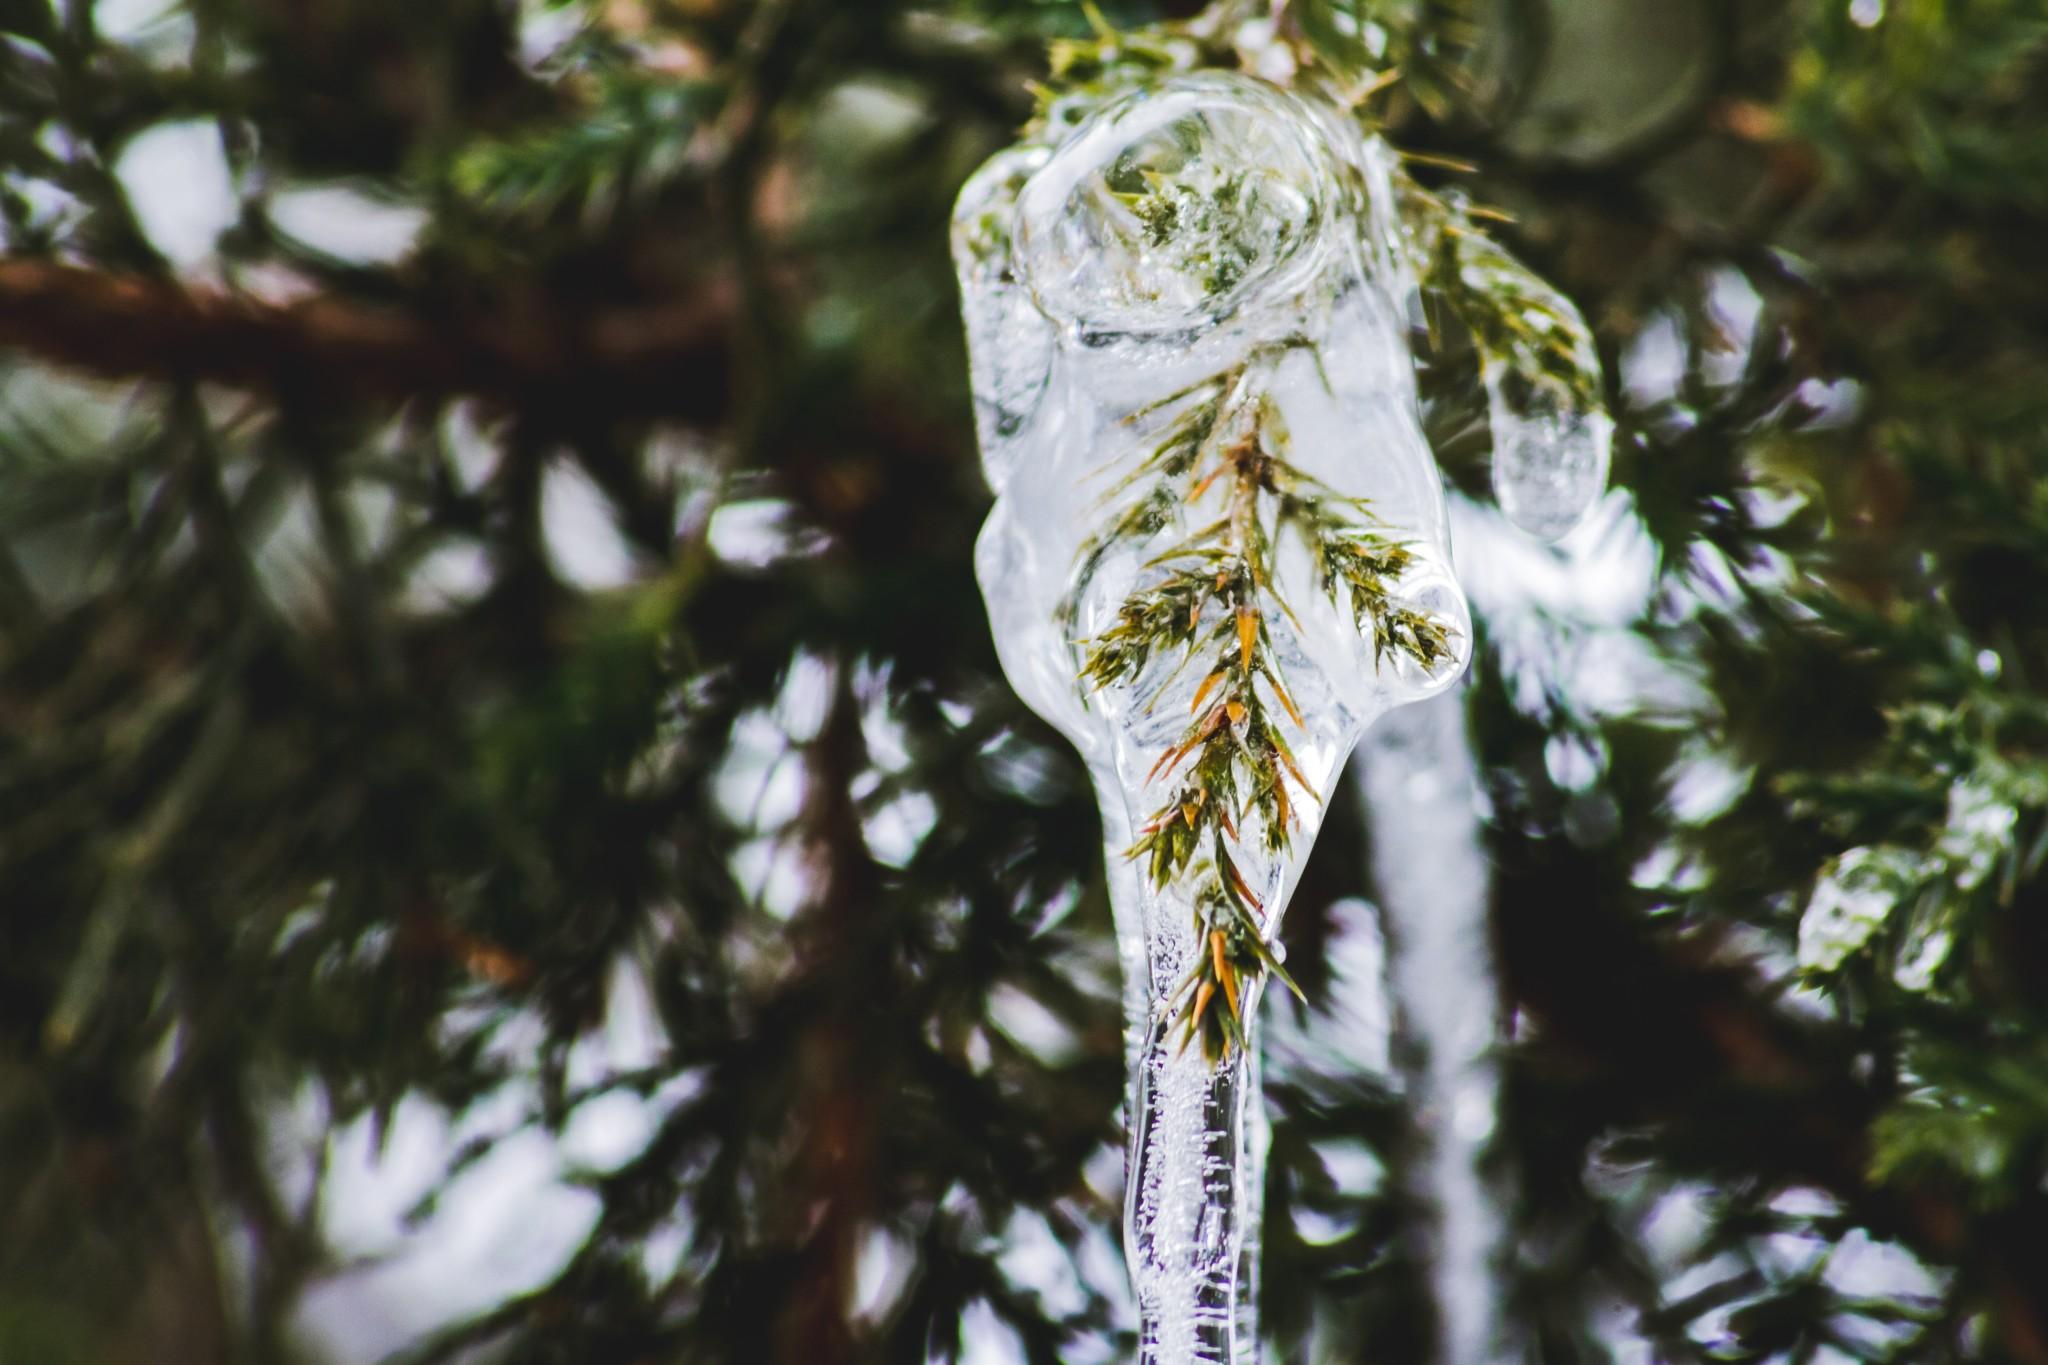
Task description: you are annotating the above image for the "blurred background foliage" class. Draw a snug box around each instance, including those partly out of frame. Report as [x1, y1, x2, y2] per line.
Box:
[1, 0, 2047, 1361]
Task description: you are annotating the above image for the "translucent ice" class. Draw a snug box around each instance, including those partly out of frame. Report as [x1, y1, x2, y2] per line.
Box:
[1452, 228, 1613, 541]
[1797, 846, 1930, 974]
[1355, 693, 1509, 1364]
[1938, 780, 2016, 893]
[1484, 361, 1613, 542]
[955, 72, 1470, 1362]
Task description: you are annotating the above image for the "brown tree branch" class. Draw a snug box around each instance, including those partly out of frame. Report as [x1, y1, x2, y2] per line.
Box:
[0, 260, 734, 419]
[777, 672, 885, 1365]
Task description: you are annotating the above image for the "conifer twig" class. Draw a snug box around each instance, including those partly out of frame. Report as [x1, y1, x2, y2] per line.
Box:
[1063, 346, 1453, 1061]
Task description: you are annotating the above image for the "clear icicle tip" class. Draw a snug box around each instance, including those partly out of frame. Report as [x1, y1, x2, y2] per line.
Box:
[1444, 219, 1614, 542]
[1484, 362, 1615, 542]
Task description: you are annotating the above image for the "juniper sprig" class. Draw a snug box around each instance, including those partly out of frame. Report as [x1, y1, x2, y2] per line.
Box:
[1061, 349, 1454, 1062]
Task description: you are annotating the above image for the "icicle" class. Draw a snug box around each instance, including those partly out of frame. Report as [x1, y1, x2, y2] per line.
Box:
[955, 72, 1471, 1363]
[1414, 194, 1613, 542]
[1483, 356, 1612, 543]
[1465, 231, 1611, 541]
[1355, 691, 1511, 1365]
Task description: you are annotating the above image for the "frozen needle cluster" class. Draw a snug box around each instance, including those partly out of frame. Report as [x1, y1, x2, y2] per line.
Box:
[953, 67, 1608, 1362]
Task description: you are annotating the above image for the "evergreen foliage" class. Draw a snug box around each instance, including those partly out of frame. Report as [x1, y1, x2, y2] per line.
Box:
[2, 0, 2048, 1360]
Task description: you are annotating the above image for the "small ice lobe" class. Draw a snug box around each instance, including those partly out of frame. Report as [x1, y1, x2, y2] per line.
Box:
[1798, 846, 1929, 974]
[1485, 367, 1614, 542]
[1455, 231, 1612, 542]
[1939, 780, 2015, 893]
[955, 72, 1476, 1362]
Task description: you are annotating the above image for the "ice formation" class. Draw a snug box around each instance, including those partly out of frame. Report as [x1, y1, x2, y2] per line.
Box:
[1939, 780, 2017, 893]
[1484, 360, 1613, 542]
[953, 68, 1606, 1361]
[1455, 229, 1615, 543]
[1797, 846, 1930, 974]
[1356, 693, 1508, 1365]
